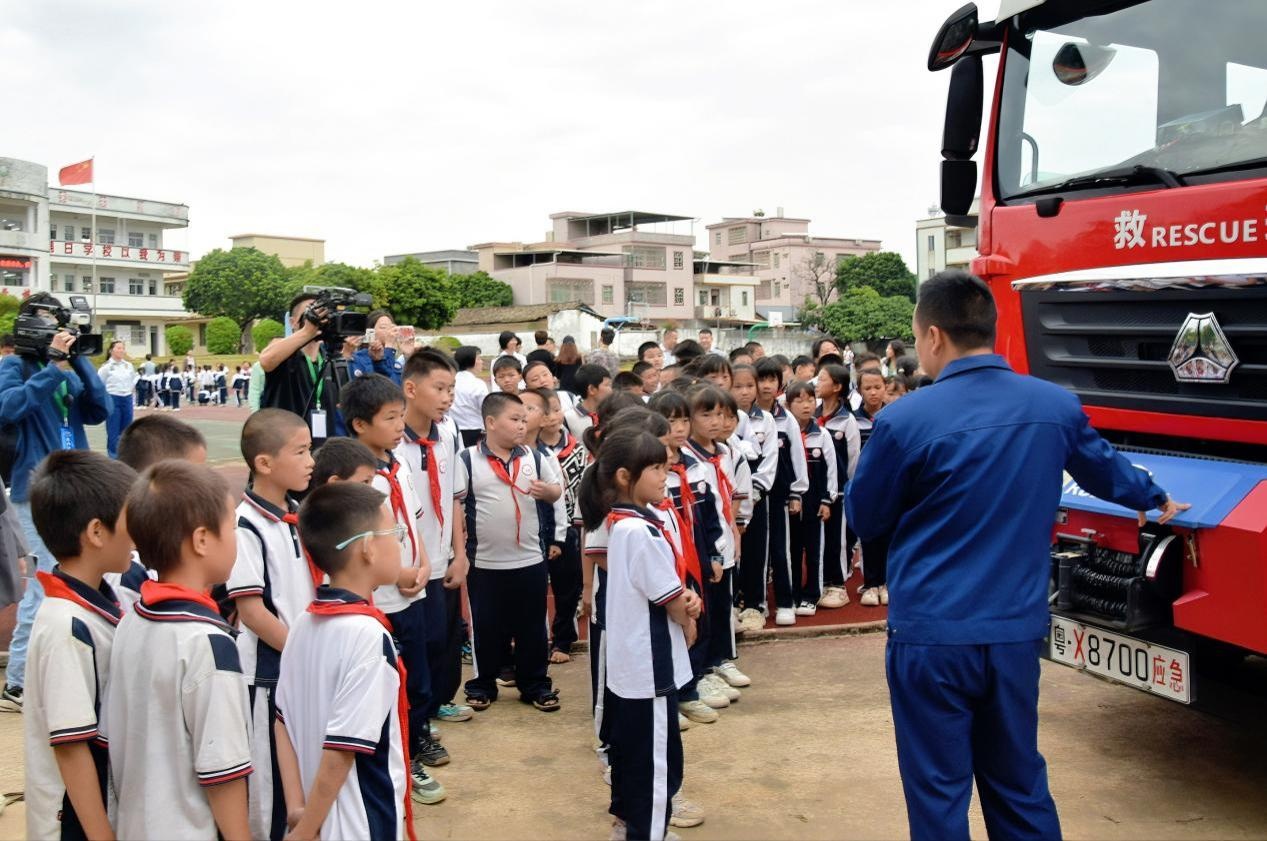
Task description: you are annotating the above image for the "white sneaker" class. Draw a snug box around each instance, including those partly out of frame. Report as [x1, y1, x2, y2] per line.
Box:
[794, 601, 817, 617]
[818, 587, 850, 609]
[678, 699, 719, 723]
[861, 587, 881, 607]
[774, 607, 796, 626]
[738, 607, 766, 632]
[880, 585, 889, 605]
[714, 661, 751, 688]
[697, 679, 731, 709]
[703, 674, 740, 702]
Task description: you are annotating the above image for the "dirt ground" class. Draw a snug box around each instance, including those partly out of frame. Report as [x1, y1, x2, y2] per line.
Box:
[1, 632, 1264, 840]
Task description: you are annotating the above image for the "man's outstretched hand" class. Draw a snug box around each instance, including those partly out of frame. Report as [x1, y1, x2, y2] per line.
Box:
[1139, 498, 1192, 527]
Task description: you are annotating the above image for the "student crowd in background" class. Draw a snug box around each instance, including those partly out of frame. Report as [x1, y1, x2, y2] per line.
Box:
[11, 321, 924, 840]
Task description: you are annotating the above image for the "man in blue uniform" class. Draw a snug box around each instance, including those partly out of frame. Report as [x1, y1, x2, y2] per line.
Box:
[847, 270, 1188, 840]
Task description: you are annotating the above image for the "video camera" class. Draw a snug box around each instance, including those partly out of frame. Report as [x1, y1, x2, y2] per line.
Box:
[301, 285, 373, 349]
[13, 294, 104, 360]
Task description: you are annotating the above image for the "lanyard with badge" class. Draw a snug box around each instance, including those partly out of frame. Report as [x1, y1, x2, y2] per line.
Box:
[305, 354, 327, 438]
[40, 363, 75, 449]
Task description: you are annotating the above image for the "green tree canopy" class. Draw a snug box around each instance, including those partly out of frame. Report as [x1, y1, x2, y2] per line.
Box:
[283, 261, 381, 306]
[165, 325, 193, 357]
[836, 251, 918, 302]
[251, 318, 285, 351]
[206, 316, 241, 354]
[452, 271, 513, 309]
[818, 286, 914, 345]
[183, 247, 290, 331]
[372, 258, 457, 329]
[0, 292, 20, 337]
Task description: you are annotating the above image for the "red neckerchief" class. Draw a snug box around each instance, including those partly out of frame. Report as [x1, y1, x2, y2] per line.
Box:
[139, 579, 221, 613]
[307, 591, 417, 841]
[655, 499, 704, 593]
[668, 462, 696, 531]
[816, 399, 845, 428]
[406, 425, 445, 529]
[484, 446, 527, 545]
[37, 570, 121, 626]
[554, 428, 579, 462]
[243, 493, 323, 590]
[377, 458, 421, 568]
[690, 440, 734, 526]
[606, 507, 692, 601]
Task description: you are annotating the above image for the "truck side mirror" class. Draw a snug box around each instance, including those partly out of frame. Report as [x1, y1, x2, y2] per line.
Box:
[1053, 42, 1117, 86]
[928, 3, 978, 71]
[940, 54, 983, 221]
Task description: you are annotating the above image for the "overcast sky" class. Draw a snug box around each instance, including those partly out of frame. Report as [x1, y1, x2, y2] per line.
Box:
[4, 0, 1001, 271]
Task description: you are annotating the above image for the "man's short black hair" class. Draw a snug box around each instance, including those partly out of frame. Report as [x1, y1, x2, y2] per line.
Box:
[482, 391, 523, 422]
[454, 346, 480, 371]
[613, 371, 643, 392]
[403, 347, 457, 381]
[728, 347, 751, 363]
[534, 330, 549, 346]
[341, 373, 405, 429]
[299, 482, 388, 576]
[672, 339, 704, 365]
[855, 351, 882, 371]
[572, 363, 611, 400]
[698, 328, 713, 337]
[631, 360, 653, 376]
[754, 357, 783, 386]
[118, 414, 207, 471]
[288, 291, 319, 315]
[600, 327, 615, 345]
[915, 269, 997, 349]
[312, 436, 378, 486]
[241, 409, 309, 472]
[637, 341, 659, 360]
[30, 451, 137, 560]
[492, 355, 523, 375]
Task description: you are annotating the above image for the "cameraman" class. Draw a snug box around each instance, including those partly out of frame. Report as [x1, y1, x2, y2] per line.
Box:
[0, 292, 109, 710]
[259, 291, 345, 438]
[350, 309, 412, 385]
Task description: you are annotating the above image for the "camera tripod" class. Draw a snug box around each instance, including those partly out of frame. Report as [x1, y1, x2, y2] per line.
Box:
[298, 338, 354, 435]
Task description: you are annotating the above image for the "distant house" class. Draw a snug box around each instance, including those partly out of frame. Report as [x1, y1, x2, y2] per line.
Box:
[433, 301, 608, 354]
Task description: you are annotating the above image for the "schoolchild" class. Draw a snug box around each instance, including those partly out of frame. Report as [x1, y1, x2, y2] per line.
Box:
[691, 353, 732, 392]
[341, 374, 444, 804]
[717, 390, 754, 627]
[683, 386, 750, 692]
[564, 363, 613, 452]
[399, 350, 474, 743]
[311, 436, 378, 487]
[458, 392, 563, 712]
[106, 462, 251, 840]
[731, 364, 778, 632]
[791, 355, 816, 383]
[112, 413, 208, 612]
[518, 387, 568, 669]
[635, 341, 664, 370]
[813, 364, 860, 609]
[530, 386, 588, 662]
[582, 427, 700, 841]
[275, 482, 417, 841]
[23, 452, 136, 841]
[522, 359, 555, 392]
[784, 381, 838, 619]
[754, 358, 809, 626]
[491, 355, 523, 395]
[225, 408, 316, 839]
[648, 390, 731, 722]
[854, 367, 890, 607]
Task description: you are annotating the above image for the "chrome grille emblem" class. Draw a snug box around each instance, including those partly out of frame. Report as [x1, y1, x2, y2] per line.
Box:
[1168, 312, 1238, 384]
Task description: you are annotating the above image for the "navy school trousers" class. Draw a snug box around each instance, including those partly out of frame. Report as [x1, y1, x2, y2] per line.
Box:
[605, 690, 682, 841]
[386, 598, 430, 757]
[465, 561, 552, 701]
[549, 526, 584, 653]
[738, 495, 770, 611]
[886, 638, 1061, 841]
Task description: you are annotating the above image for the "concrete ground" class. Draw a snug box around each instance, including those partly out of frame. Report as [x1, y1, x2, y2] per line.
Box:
[2, 632, 1262, 839]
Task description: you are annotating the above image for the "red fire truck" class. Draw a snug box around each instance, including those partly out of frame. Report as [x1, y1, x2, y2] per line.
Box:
[927, 0, 1267, 712]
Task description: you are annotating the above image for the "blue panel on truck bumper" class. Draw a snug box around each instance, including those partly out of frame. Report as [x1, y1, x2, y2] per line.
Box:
[1061, 451, 1267, 529]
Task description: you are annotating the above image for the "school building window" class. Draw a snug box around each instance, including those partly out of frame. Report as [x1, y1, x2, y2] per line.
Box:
[601, 284, 614, 305]
[623, 245, 666, 270]
[129, 278, 144, 295]
[99, 277, 115, 294]
[98, 228, 115, 245]
[129, 232, 144, 248]
[625, 281, 667, 306]
[728, 226, 747, 245]
[672, 250, 684, 269]
[673, 287, 684, 305]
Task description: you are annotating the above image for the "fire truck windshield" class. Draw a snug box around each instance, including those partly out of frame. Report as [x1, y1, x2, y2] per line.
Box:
[995, 0, 1267, 201]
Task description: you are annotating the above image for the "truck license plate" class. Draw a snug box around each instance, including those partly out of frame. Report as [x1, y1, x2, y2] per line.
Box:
[1049, 616, 1191, 704]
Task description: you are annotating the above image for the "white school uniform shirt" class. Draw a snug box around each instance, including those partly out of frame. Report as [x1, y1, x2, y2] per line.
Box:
[454, 441, 562, 569]
[742, 405, 779, 498]
[276, 588, 409, 841]
[583, 521, 610, 630]
[97, 358, 138, 397]
[563, 404, 596, 457]
[104, 585, 252, 841]
[24, 571, 122, 841]
[102, 550, 155, 614]
[686, 439, 739, 568]
[450, 369, 489, 434]
[226, 492, 315, 686]
[372, 454, 428, 613]
[728, 433, 755, 525]
[398, 418, 461, 580]
[603, 505, 692, 699]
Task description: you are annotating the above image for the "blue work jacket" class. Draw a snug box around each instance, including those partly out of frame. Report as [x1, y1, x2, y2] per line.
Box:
[846, 354, 1167, 645]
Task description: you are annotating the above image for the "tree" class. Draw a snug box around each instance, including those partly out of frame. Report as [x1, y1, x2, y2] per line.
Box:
[206, 317, 241, 354]
[251, 318, 285, 351]
[165, 325, 193, 357]
[283, 261, 380, 306]
[794, 251, 842, 309]
[0, 292, 20, 337]
[372, 258, 458, 329]
[182, 248, 290, 347]
[818, 287, 915, 345]
[452, 271, 513, 309]
[836, 251, 918, 302]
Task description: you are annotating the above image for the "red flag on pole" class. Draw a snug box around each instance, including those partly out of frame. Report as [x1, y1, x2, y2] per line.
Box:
[58, 158, 93, 186]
